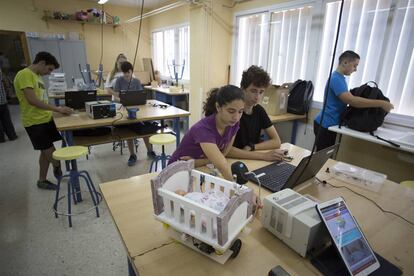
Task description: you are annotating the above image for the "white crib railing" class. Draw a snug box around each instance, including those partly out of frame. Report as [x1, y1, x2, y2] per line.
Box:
[151, 161, 253, 252]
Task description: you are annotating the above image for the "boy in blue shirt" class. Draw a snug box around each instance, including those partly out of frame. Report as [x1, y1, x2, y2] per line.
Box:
[314, 51, 394, 150]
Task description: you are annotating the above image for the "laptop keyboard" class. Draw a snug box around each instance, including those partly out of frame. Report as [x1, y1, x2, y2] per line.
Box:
[247, 162, 296, 192]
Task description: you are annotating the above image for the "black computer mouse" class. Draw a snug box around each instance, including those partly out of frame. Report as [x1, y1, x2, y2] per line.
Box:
[231, 161, 249, 184]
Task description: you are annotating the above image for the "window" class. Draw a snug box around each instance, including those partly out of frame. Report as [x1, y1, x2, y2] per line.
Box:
[233, 12, 269, 86]
[152, 25, 190, 81]
[232, 0, 414, 122]
[232, 3, 314, 87]
[314, 0, 414, 117]
[268, 6, 313, 84]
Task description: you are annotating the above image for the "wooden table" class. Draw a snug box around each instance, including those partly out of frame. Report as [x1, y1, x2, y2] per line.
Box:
[54, 100, 190, 147]
[144, 85, 189, 97]
[268, 113, 306, 144]
[100, 143, 414, 275]
[55, 100, 189, 202]
[328, 125, 414, 154]
[144, 86, 190, 132]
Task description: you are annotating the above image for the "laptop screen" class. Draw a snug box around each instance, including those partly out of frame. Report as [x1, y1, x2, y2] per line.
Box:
[284, 144, 339, 189]
[119, 90, 146, 106]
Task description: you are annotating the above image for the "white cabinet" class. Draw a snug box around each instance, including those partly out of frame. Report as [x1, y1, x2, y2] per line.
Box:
[27, 38, 88, 89]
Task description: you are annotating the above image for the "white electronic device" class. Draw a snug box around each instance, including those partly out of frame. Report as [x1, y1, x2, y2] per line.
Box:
[261, 189, 328, 257]
[48, 72, 67, 95]
[85, 101, 116, 119]
[316, 197, 380, 276]
[330, 162, 386, 192]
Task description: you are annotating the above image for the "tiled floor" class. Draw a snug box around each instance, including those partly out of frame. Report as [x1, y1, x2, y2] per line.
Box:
[0, 104, 177, 276]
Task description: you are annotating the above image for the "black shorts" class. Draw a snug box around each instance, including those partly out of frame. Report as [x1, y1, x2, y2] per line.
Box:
[25, 120, 62, 150]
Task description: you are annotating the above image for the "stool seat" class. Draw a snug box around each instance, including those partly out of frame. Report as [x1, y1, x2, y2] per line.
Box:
[53, 146, 88, 161]
[400, 180, 414, 189]
[149, 134, 176, 145]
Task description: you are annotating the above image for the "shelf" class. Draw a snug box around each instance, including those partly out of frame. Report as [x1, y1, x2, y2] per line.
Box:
[43, 17, 119, 28]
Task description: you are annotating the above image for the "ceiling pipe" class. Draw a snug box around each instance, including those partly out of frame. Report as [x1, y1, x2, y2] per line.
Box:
[125, 1, 187, 23]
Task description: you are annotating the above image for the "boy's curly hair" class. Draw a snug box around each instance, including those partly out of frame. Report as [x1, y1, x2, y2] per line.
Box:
[240, 65, 271, 89]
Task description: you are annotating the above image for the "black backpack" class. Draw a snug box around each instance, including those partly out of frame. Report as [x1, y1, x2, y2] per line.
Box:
[340, 82, 389, 132]
[287, 80, 314, 115]
[340, 82, 399, 147]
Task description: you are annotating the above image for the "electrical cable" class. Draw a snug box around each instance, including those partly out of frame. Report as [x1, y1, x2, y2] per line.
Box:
[53, 190, 102, 216]
[97, 4, 105, 87]
[127, 0, 145, 92]
[244, 171, 264, 218]
[289, 0, 345, 188]
[99, 5, 104, 66]
[314, 176, 414, 226]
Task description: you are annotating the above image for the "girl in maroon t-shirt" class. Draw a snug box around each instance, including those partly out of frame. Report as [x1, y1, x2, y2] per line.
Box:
[169, 85, 244, 181]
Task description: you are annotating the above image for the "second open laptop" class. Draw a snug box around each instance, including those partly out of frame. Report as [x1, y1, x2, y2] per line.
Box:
[119, 90, 147, 106]
[247, 144, 339, 192]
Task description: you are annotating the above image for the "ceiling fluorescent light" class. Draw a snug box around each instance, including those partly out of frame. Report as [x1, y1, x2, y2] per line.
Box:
[98, 0, 109, 4]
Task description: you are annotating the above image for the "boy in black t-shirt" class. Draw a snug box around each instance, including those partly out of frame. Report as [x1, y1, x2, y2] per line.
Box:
[228, 66, 285, 162]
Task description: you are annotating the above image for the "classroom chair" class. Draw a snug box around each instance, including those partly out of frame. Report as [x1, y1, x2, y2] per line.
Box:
[52, 146, 101, 227]
[149, 133, 176, 172]
[400, 180, 414, 189]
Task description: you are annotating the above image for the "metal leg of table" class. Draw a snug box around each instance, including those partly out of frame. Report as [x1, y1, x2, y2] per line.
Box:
[291, 120, 298, 144]
[128, 257, 137, 276]
[172, 95, 189, 133]
[334, 133, 343, 159]
[173, 117, 180, 148]
[184, 94, 189, 132]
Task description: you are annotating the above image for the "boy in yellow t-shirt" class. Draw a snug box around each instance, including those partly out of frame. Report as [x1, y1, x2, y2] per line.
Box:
[14, 52, 73, 190]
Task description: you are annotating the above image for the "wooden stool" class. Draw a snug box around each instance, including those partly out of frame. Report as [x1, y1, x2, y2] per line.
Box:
[52, 146, 101, 227]
[149, 134, 176, 172]
[400, 180, 414, 189]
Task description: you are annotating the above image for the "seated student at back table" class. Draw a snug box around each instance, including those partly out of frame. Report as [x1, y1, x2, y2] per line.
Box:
[14, 51, 73, 190]
[228, 65, 285, 162]
[113, 61, 155, 166]
[169, 85, 244, 181]
[314, 50, 394, 151]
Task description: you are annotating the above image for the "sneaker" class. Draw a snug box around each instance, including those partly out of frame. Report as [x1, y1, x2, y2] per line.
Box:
[127, 154, 137, 166]
[53, 162, 62, 179]
[37, 180, 57, 190]
[147, 150, 156, 159]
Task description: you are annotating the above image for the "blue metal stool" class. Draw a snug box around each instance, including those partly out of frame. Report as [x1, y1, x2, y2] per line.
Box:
[149, 134, 176, 172]
[52, 146, 101, 227]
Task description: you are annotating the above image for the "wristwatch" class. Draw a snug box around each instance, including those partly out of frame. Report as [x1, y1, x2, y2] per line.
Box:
[248, 142, 255, 151]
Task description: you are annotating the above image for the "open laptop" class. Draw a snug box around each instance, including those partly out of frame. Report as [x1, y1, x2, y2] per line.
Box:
[247, 144, 339, 192]
[65, 90, 97, 110]
[119, 90, 147, 106]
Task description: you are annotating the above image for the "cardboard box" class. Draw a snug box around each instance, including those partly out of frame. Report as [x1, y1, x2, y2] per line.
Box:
[261, 84, 289, 116]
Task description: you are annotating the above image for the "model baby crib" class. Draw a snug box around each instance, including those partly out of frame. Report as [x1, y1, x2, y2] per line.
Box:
[151, 160, 254, 263]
